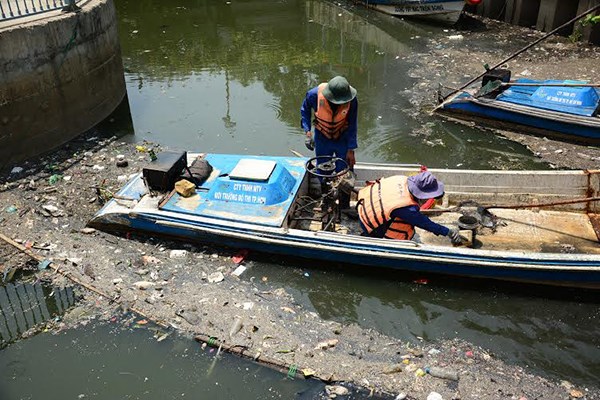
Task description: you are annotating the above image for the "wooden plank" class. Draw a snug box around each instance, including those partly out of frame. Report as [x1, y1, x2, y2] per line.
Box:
[588, 213, 600, 242]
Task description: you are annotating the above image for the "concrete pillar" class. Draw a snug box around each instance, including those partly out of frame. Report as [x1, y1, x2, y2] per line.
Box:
[536, 0, 579, 32]
[577, 0, 600, 44]
[504, 0, 541, 27]
[478, 0, 507, 19]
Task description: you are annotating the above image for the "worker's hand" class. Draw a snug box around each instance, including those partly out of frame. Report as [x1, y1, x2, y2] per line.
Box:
[304, 131, 315, 151]
[346, 149, 355, 170]
[447, 227, 463, 245]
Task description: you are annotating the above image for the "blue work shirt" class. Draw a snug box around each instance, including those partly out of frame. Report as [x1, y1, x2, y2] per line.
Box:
[361, 205, 450, 239]
[300, 86, 358, 150]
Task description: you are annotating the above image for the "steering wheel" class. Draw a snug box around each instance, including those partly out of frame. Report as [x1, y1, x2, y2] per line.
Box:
[305, 155, 349, 179]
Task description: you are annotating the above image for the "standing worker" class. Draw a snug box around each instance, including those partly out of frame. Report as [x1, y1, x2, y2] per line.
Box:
[300, 76, 358, 171]
[357, 171, 463, 244]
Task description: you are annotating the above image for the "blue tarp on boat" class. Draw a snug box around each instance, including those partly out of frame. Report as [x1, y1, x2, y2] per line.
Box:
[497, 79, 600, 117]
[159, 154, 306, 227]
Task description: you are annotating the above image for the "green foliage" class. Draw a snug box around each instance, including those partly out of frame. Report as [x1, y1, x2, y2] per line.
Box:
[570, 13, 599, 42]
[582, 13, 600, 26]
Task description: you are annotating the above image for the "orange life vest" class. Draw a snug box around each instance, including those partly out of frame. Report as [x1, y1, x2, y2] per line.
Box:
[313, 83, 351, 140]
[357, 175, 418, 240]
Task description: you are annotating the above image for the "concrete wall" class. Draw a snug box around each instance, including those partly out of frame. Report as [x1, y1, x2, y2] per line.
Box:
[0, 0, 125, 169]
[478, 0, 600, 44]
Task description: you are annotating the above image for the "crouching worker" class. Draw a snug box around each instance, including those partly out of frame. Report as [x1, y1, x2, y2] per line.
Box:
[357, 171, 462, 244]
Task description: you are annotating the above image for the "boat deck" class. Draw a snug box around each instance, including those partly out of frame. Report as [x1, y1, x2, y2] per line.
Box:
[420, 209, 600, 254]
[302, 205, 600, 254]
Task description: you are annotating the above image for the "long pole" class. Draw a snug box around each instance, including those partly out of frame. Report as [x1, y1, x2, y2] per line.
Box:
[486, 196, 600, 210]
[422, 196, 600, 214]
[501, 82, 600, 88]
[437, 4, 600, 104]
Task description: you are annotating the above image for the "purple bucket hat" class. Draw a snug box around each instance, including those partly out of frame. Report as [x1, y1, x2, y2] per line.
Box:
[407, 171, 445, 199]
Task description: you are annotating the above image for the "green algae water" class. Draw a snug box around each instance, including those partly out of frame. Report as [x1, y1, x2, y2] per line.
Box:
[4, 0, 596, 397]
[0, 320, 324, 399]
[244, 257, 600, 388]
[108, 0, 595, 390]
[116, 0, 545, 170]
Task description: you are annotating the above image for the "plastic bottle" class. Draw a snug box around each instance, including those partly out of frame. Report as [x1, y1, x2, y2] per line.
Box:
[426, 366, 459, 381]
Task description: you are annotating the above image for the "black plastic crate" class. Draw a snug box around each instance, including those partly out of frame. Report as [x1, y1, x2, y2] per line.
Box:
[142, 151, 187, 192]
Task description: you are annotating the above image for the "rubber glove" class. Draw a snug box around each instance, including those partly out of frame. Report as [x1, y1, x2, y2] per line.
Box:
[305, 134, 315, 151]
[447, 227, 463, 245]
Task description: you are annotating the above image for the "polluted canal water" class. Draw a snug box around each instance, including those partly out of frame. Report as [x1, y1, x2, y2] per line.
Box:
[0, 320, 330, 399]
[1, 0, 599, 397]
[110, 0, 599, 390]
[0, 280, 351, 399]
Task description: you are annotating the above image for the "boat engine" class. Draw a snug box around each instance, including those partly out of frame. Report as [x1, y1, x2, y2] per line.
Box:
[305, 156, 350, 231]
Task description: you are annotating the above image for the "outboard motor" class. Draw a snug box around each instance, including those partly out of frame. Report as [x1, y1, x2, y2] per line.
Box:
[482, 68, 511, 87]
[305, 156, 350, 232]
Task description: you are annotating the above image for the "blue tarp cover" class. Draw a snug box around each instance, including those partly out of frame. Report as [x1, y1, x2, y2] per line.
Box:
[497, 79, 599, 117]
[159, 154, 307, 227]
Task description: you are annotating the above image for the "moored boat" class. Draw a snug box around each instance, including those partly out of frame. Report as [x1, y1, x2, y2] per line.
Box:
[356, 0, 481, 24]
[89, 151, 600, 289]
[436, 69, 600, 142]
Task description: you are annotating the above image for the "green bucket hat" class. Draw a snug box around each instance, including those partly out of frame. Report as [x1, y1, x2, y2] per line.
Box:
[322, 76, 357, 105]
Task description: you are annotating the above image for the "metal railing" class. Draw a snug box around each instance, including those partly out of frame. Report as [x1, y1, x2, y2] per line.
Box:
[0, 0, 81, 21]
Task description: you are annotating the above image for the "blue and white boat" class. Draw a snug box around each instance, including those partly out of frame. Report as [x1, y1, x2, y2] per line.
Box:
[356, 0, 481, 24]
[436, 75, 600, 142]
[89, 151, 600, 289]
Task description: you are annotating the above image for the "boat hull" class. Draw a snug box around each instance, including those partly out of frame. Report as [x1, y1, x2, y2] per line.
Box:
[88, 155, 600, 290]
[438, 96, 600, 143]
[438, 101, 600, 143]
[90, 212, 600, 289]
[359, 0, 465, 23]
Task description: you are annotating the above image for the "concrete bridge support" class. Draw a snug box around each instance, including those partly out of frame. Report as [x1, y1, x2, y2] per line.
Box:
[478, 0, 600, 44]
[504, 0, 540, 28]
[0, 0, 126, 169]
[536, 0, 579, 33]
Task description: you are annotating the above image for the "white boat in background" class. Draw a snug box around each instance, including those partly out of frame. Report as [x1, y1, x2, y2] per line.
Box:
[357, 0, 481, 24]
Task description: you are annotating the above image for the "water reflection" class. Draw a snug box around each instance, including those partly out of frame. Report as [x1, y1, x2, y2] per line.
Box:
[115, 0, 545, 169]
[244, 258, 600, 387]
[0, 283, 75, 345]
[0, 321, 324, 399]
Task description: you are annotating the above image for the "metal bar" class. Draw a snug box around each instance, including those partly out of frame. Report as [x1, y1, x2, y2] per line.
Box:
[0, 0, 81, 20]
[6, 0, 14, 17]
[502, 83, 600, 88]
[14, 0, 22, 16]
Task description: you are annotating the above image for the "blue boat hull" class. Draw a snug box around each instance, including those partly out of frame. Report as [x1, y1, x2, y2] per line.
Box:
[93, 213, 600, 289]
[440, 99, 600, 141]
[89, 154, 600, 290]
[438, 80, 600, 142]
